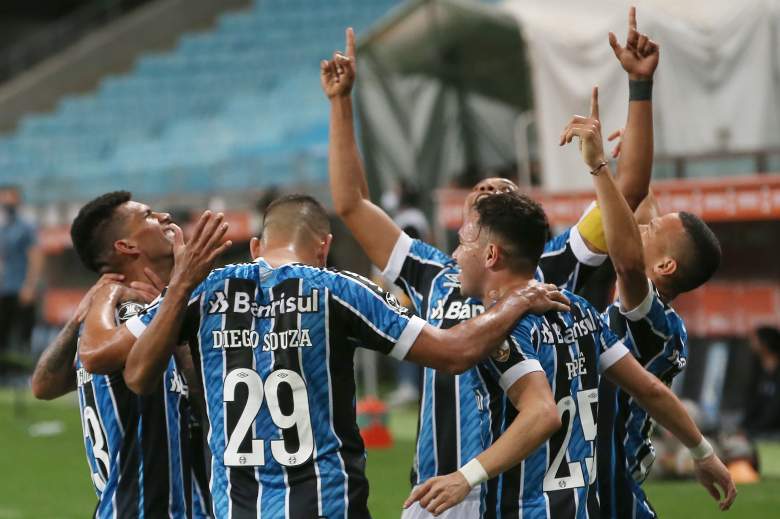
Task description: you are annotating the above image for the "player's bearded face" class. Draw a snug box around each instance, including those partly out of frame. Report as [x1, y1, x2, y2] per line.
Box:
[453, 210, 487, 298]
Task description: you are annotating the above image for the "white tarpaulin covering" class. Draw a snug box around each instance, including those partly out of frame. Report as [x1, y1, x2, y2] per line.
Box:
[501, 0, 780, 189]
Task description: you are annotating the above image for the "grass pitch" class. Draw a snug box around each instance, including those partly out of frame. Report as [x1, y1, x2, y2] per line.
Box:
[1, 391, 778, 518]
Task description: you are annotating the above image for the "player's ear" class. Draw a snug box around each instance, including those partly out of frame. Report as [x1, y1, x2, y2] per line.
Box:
[485, 242, 499, 270]
[317, 234, 333, 267]
[249, 236, 262, 260]
[114, 239, 139, 259]
[653, 256, 677, 277]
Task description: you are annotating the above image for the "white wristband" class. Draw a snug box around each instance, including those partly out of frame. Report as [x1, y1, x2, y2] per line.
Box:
[458, 458, 489, 488]
[689, 437, 714, 460]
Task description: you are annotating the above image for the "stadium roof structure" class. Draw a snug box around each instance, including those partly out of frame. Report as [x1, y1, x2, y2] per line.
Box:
[357, 0, 780, 195]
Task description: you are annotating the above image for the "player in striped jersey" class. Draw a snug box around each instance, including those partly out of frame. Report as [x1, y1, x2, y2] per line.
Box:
[66, 192, 211, 518]
[559, 73, 730, 516]
[405, 192, 736, 517]
[321, 29, 642, 518]
[119, 196, 570, 519]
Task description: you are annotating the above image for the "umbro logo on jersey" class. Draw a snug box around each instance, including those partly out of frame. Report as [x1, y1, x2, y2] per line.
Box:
[430, 300, 485, 321]
[169, 369, 189, 397]
[207, 289, 320, 317]
[76, 368, 93, 387]
[209, 291, 230, 313]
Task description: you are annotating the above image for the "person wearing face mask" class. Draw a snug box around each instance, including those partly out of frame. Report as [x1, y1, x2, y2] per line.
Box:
[0, 185, 43, 357]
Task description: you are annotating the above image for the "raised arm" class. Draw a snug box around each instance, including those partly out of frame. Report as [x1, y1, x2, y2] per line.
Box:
[605, 354, 737, 511]
[561, 87, 648, 309]
[322, 28, 402, 270]
[407, 283, 569, 373]
[124, 212, 231, 394]
[608, 6, 659, 210]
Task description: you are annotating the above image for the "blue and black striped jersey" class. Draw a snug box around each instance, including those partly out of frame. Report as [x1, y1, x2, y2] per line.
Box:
[598, 282, 688, 519]
[76, 302, 202, 519]
[480, 292, 628, 519]
[381, 224, 607, 516]
[127, 258, 426, 519]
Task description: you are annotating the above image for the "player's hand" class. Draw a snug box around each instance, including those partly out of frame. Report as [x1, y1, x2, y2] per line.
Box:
[560, 86, 606, 170]
[693, 454, 737, 511]
[515, 281, 571, 315]
[608, 7, 659, 81]
[73, 273, 125, 322]
[321, 27, 356, 99]
[169, 211, 232, 293]
[403, 472, 471, 516]
[607, 128, 624, 158]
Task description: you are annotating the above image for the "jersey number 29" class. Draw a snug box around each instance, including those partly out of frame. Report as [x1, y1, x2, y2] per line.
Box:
[223, 368, 314, 467]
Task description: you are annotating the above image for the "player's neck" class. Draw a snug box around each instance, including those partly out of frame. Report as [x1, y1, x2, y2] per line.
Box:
[260, 244, 321, 269]
[481, 270, 532, 305]
[122, 256, 172, 285]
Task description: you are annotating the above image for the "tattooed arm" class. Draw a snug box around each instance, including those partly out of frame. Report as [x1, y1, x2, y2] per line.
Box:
[31, 274, 125, 400]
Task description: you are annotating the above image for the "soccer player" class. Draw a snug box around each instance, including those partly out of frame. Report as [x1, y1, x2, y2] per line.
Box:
[64, 192, 211, 518]
[118, 195, 569, 518]
[560, 77, 730, 517]
[321, 29, 630, 518]
[404, 191, 736, 517]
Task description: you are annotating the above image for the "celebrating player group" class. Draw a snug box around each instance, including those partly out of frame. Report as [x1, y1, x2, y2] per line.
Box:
[32, 6, 737, 519]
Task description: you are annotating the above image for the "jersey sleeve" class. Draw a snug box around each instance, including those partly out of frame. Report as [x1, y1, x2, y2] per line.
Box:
[536, 202, 608, 292]
[593, 308, 631, 373]
[125, 286, 203, 342]
[380, 232, 453, 316]
[330, 270, 426, 360]
[481, 319, 544, 393]
[608, 280, 688, 381]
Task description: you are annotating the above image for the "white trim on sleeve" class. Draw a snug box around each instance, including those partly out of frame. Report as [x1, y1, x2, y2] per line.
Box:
[599, 341, 630, 372]
[498, 359, 544, 392]
[381, 232, 413, 285]
[569, 225, 608, 267]
[620, 279, 655, 321]
[389, 315, 426, 360]
[125, 315, 148, 338]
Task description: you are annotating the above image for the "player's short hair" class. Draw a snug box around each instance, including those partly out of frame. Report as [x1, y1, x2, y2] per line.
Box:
[71, 191, 131, 272]
[670, 212, 721, 294]
[474, 192, 549, 273]
[262, 194, 331, 238]
[755, 326, 780, 357]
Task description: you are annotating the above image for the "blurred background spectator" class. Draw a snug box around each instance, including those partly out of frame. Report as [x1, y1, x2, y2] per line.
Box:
[743, 326, 780, 438]
[0, 185, 43, 359]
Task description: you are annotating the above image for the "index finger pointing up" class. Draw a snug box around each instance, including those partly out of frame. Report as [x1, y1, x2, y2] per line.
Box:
[346, 27, 356, 60]
[590, 86, 600, 120]
[629, 6, 637, 31]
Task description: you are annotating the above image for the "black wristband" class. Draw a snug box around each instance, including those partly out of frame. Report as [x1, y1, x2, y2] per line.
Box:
[629, 79, 653, 101]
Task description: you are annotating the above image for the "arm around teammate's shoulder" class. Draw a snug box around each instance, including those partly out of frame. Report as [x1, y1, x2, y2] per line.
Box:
[405, 283, 570, 374]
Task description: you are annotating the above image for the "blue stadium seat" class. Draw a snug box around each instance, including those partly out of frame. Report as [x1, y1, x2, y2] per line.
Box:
[0, 0, 401, 204]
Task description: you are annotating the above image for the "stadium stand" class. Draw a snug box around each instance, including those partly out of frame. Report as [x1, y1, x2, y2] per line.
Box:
[0, 0, 401, 206]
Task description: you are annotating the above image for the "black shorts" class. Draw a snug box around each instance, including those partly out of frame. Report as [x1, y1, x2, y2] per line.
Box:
[0, 294, 35, 352]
